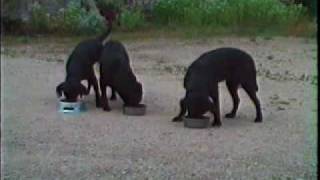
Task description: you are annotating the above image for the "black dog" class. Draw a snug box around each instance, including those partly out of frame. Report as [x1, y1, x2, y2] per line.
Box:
[172, 47, 262, 126]
[99, 40, 143, 111]
[56, 28, 112, 106]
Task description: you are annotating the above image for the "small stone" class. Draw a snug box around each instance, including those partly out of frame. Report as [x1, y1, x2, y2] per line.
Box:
[267, 55, 274, 60]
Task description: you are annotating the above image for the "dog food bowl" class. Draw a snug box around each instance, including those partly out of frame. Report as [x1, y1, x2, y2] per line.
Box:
[58, 100, 86, 113]
[123, 104, 146, 116]
[183, 116, 210, 128]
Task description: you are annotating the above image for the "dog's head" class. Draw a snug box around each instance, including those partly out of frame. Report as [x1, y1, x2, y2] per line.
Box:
[56, 81, 87, 102]
[184, 93, 213, 118]
[126, 82, 143, 105]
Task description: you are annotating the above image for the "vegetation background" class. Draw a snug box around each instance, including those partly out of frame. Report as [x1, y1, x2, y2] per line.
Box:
[1, 0, 317, 37]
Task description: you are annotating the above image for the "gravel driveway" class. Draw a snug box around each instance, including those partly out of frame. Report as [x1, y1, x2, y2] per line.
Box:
[1, 36, 317, 179]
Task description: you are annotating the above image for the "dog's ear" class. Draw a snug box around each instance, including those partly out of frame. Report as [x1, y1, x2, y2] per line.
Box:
[56, 82, 64, 98]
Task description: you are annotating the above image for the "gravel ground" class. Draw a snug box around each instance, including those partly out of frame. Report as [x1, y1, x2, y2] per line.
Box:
[1, 36, 317, 179]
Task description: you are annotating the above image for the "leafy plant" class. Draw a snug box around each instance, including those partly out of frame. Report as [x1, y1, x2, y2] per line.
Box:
[54, 0, 106, 35]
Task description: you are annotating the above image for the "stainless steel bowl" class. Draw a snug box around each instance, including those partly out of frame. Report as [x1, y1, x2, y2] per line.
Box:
[183, 116, 210, 128]
[123, 104, 146, 116]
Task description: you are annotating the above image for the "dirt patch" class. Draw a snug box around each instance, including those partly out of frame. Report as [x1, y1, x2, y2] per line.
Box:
[1, 37, 317, 179]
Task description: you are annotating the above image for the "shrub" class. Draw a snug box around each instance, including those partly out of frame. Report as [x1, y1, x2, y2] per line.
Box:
[28, 0, 106, 35]
[59, 1, 106, 35]
[119, 8, 146, 31]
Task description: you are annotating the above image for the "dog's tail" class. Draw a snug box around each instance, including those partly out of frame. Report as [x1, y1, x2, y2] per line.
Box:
[98, 23, 112, 46]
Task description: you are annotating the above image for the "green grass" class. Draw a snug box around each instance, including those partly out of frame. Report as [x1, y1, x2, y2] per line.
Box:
[151, 0, 315, 37]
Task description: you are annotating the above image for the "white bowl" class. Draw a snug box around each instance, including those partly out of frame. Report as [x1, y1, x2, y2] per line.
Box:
[58, 100, 85, 113]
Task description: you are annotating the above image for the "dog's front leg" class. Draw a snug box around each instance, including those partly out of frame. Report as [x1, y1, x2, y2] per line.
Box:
[209, 85, 222, 127]
[86, 79, 92, 95]
[110, 87, 117, 100]
[100, 79, 111, 111]
[172, 98, 187, 122]
[90, 75, 101, 108]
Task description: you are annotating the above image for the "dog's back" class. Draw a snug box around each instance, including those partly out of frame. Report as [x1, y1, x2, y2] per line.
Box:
[65, 27, 111, 78]
[65, 39, 103, 80]
[185, 47, 258, 90]
[176, 47, 262, 125]
[99, 40, 129, 74]
[99, 41, 142, 106]
[67, 39, 103, 67]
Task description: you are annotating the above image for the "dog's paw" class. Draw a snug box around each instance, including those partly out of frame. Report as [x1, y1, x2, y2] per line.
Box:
[254, 118, 262, 123]
[96, 102, 102, 108]
[110, 96, 117, 101]
[172, 117, 183, 122]
[225, 113, 236, 118]
[103, 106, 111, 111]
[212, 121, 222, 127]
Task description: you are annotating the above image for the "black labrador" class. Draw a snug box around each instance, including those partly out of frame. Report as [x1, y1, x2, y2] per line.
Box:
[172, 47, 262, 126]
[99, 40, 143, 111]
[56, 27, 113, 106]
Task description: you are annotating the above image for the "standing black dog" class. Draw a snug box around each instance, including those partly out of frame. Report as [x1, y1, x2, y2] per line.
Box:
[172, 47, 262, 126]
[99, 40, 143, 111]
[56, 28, 112, 106]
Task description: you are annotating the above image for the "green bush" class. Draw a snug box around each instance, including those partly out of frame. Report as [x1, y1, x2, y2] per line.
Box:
[28, 1, 106, 35]
[119, 8, 146, 31]
[153, 0, 309, 29]
[58, 1, 106, 35]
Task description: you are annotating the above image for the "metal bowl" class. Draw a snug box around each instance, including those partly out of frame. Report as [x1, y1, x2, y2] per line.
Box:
[123, 104, 146, 116]
[58, 100, 86, 113]
[183, 116, 210, 128]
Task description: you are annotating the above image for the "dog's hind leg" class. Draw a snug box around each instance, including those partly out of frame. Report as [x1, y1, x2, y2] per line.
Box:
[225, 80, 240, 118]
[241, 82, 262, 122]
[172, 98, 187, 122]
[209, 84, 222, 127]
[110, 87, 117, 100]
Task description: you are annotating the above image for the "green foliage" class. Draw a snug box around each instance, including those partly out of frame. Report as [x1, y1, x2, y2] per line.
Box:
[28, 0, 106, 35]
[57, 1, 106, 35]
[153, 0, 309, 30]
[119, 8, 146, 31]
[5, 0, 315, 36]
